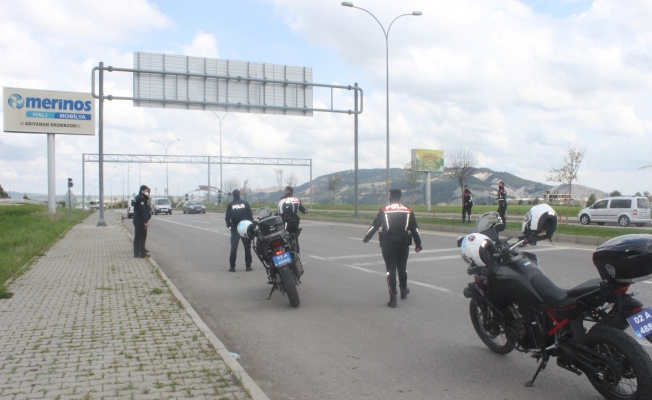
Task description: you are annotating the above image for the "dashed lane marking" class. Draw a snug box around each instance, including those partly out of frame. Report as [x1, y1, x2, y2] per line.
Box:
[156, 218, 230, 236]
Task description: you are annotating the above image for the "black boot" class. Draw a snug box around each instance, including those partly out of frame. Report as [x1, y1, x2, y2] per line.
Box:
[229, 267, 235, 272]
[400, 286, 410, 299]
[388, 293, 397, 308]
[246, 266, 252, 271]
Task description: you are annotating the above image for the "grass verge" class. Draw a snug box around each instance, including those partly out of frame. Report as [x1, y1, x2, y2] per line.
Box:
[0, 204, 91, 296]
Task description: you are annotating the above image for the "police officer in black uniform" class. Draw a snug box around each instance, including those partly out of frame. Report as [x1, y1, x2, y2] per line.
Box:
[225, 189, 253, 272]
[277, 186, 307, 253]
[363, 189, 422, 308]
[133, 185, 152, 258]
[462, 185, 473, 223]
[496, 181, 507, 224]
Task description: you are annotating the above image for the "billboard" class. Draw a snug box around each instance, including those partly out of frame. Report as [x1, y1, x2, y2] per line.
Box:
[3, 87, 95, 135]
[411, 149, 444, 172]
[133, 52, 313, 116]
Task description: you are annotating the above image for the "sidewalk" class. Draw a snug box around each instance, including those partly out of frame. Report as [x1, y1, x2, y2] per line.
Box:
[0, 211, 267, 400]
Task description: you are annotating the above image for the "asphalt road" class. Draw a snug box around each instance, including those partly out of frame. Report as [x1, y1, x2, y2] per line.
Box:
[123, 212, 652, 400]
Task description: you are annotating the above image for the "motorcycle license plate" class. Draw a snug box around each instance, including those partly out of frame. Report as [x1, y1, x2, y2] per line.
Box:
[272, 252, 292, 267]
[627, 308, 652, 339]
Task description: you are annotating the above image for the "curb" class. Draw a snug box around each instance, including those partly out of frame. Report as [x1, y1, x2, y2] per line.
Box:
[119, 218, 269, 400]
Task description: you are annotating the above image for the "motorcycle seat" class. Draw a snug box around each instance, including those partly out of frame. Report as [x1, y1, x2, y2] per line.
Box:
[531, 274, 604, 309]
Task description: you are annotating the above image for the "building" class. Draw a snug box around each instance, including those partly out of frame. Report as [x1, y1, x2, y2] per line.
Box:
[543, 191, 571, 203]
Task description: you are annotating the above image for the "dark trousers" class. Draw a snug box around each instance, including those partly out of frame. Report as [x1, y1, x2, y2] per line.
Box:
[134, 226, 147, 256]
[498, 205, 507, 224]
[284, 218, 301, 253]
[381, 242, 410, 295]
[462, 204, 473, 222]
[230, 229, 252, 268]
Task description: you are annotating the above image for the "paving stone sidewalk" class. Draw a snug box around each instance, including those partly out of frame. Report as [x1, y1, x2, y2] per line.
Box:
[0, 211, 262, 400]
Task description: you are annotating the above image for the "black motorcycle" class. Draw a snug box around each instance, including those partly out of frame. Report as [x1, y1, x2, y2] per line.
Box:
[459, 211, 652, 400]
[249, 207, 303, 308]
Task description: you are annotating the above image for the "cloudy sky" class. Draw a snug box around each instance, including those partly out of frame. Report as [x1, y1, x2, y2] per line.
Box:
[1, 0, 651, 199]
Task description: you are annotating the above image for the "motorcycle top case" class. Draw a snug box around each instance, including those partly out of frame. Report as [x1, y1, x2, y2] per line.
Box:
[593, 234, 652, 283]
[258, 216, 285, 237]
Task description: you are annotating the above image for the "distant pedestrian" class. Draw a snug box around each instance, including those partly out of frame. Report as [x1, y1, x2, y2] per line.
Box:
[462, 185, 473, 223]
[363, 189, 422, 308]
[133, 185, 151, 258]
[496, 181, 507, 224]
[225, 189, 253, 272]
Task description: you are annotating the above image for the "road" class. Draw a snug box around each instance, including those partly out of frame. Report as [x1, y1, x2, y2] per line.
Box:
[124, 212, 652, 400]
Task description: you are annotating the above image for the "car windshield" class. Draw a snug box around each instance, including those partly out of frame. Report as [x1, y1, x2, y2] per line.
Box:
[188, 201, 201, 205]
[155, 199, 170, 205]
[474, 211, 502, 233]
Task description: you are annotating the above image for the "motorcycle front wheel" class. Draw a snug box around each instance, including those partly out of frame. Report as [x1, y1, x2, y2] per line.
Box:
[583, 325, 652, 400]
[278, 265, 300, 308]
[469, 298, 513, 355]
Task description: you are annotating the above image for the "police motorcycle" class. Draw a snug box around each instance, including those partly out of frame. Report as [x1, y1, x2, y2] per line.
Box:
[237, 207, 304, 308]
[458, 204, 652, 400]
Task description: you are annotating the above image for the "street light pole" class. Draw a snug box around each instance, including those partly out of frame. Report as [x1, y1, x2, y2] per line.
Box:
[342, 2, 422, 191]
[150, 139, 180, 200]
[211, 111, 228, 206]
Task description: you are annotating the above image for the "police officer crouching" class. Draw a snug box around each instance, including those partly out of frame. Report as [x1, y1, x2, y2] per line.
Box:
[133, 185, 152, 258]
[225, 189, 253, 272]
[363, 189, 422, 308]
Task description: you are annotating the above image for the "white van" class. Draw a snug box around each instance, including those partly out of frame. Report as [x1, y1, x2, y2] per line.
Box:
[578, 196, 651, 227]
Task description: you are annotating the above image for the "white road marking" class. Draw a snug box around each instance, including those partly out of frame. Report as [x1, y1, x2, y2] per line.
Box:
[315, 247, 459, 261]
[157, 218, 230, 236]
[342, 264, 453, 293]
[644, 281, 652, 285]
[522, 246, 570, 253]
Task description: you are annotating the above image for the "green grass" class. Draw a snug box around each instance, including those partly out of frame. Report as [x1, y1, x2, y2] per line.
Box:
[0, 205, 90, 294]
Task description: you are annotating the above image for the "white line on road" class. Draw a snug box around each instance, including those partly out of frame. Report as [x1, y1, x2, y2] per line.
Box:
[157, 218, 230, 236]
[644, 281, 652, 285]
[315, 247, 460, 261]
[342, 264, 453, 293]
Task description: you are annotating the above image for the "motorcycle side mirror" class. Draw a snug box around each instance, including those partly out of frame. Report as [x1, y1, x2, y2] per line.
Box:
[456, 236, 465, 248]
[495, 222, 505, 233]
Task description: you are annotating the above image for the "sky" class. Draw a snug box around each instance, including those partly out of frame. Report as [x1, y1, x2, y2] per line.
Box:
[1, 0, 651, 199]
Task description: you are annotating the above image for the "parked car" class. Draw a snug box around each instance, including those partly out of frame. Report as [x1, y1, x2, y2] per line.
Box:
[89, 201, 99, 210]
[153, 198, 172, 215]
[578, 196, 651, 227]
[183, 200, 206, 214]
[127, 197, 136, 218]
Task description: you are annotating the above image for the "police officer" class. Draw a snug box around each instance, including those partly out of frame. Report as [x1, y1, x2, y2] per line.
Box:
[133, 185, 152, 258]
[497, 181, 508, 224]
[363, 189, 422, 308]
[225, 189, 253, 272]
[277, 186, 307, 253]
[462, 185, 473, 223]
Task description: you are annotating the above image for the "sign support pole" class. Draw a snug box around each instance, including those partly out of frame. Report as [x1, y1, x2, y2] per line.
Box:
[354, 83, 359, 218]
[47, 133, 56, 214]
[426, 171, 431, 212]
[96, 62, 107, 227]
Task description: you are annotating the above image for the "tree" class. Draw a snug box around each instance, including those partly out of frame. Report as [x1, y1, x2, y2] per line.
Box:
[447, 147, 478, 199]
[635, 191, 642, 197]
[274, 169, 284, 197]
[23, 194, 29, 200]
[546, 145, 586, 225]
[0, 184, 8, 199]
[403, 161, 420, 205]
[222, 177, 240, 204]
[610, 190, 622, 197]
[586, 193, 597, 207]
[284, 171, 298, 189]
[328, 174, 343, 204]
[644, 191, 651, 202]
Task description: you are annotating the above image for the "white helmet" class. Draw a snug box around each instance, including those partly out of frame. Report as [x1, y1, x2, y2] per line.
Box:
[237, 220, 255, 239]
[460, 233, 496, 267]
[522, 204, 558, 239]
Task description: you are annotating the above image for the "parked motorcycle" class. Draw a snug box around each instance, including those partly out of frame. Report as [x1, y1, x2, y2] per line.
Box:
[238, 207, 304, 308]
[458, 205, 652, 400]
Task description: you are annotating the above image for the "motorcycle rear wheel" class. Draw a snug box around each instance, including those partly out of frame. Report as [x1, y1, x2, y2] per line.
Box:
[469, 299, 513, 355]
[583, 325, 652, 400]
[278, 265, 300, 308]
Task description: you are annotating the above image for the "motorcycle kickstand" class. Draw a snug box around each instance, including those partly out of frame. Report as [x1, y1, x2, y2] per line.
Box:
[267, 285, 275, 300]
[525, 353, 550, 388]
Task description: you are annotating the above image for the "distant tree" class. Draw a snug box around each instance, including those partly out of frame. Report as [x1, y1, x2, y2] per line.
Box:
[546, 145, 586, 225]
[635, 191, 642, 197]
[23, 194, 29, 200]
[284, 171, 298, 189]
[222, 177, 240, 204]
[532, 197, 540, 205]
[586, 193, 597, 207]
[328, 174, 343, 204]
[403, 161, 420, 205]
[447, 147, 478, 197]
[0, 184, 8, 198]
[610, 190, 622, 197]
[645, 191, 651, 202]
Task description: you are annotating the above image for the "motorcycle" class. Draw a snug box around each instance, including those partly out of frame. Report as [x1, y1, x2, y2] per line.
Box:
[458, 208, 652, 400]
[242, 207, 303, 308]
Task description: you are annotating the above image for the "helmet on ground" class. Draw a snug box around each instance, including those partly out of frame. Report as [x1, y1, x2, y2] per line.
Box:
[522, 204, 557, 239]
[237, 220, 255, 239]
[460, 233, 496, 267]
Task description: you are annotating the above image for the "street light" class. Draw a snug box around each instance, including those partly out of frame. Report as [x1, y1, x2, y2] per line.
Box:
[150, 139, 181, 201]
[211, 111, 228, 206]
[342, 2, 422, 190]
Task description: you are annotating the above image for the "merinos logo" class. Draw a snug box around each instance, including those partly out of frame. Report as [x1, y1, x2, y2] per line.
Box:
[8, 94, 24, 109]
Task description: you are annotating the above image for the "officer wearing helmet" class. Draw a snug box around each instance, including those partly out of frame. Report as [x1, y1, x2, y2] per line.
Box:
[225, 189, 253, 272]
[278, 186, 307, 253]
[363, 189, 422, 308]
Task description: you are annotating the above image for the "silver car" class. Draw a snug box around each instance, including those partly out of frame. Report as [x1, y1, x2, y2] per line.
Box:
[578, 196, 651, 227]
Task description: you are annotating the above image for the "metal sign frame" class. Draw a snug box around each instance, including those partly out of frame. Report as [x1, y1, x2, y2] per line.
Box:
[91, 60, 363, 226]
